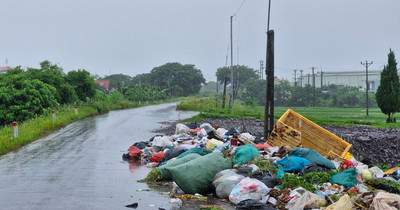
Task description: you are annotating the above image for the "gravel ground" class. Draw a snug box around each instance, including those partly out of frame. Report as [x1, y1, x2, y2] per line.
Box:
[155, 118, 400, 168]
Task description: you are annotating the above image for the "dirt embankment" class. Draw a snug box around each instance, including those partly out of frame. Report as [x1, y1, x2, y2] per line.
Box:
[155, 118, 400, 168]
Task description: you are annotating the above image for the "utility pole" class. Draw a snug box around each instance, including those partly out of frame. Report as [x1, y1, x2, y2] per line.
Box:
[230, 16, 234, 114]
[259, 60, 264, 80]
[216, 77, 219, 108]
[312, 67, 316, 107]
[293, 70, 297, 86]
[307, 74, 310, 108]
[320, 71, 323, 88]
[361, 60, 373, 116]
[300, 70, 303, 87]
[264, 30, 274, 138]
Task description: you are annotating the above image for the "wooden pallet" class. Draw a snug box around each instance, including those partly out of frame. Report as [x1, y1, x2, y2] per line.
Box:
[268, 109, 351, 159]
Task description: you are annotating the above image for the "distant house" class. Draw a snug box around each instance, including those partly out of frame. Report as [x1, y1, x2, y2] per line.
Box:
[95, 80, 110, 91]
[0, 67, 12, 74]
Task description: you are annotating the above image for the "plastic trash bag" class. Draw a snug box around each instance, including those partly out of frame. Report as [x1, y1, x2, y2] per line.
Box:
[206, 139, 224, 151]
[326, 194, 352, 210]
[151, 136, 173, 147]
[239, 133, 255, 142]
[225, 127, 240, 136]
[186, 122, 199, 129]
[213, 169, 245, 199]
[289, 148, 336, 169]
[175, 123, 190, 135]
[234, 145, 261, 166]
[331, 168, 357, 188]
[128, 146, 143, 159]
[162, 148, 187, 161]
[229, 177, 270, 204]
[285, 191, 327, 210]
[250, 172, 277, 188]
[151, 152, 164, 162]
[236, 199, 275, 210]
[216, 128, 228, 139]
[132, 141, 147, 150]
[300, 162, 332, 176]
[273, 155, 310, 173]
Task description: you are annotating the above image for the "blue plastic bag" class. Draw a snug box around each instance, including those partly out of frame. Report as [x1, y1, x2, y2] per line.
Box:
[274, 155, 310, 173]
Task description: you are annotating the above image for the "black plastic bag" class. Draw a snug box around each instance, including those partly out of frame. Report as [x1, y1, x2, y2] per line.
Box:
[250, 172, 277, 188]
[236, 199, 275, 210]
[225, 128, 240, 136]
[132, 141, 147, 150]
[237, 167, 253, 177]
[300, 162, 331, 176]
[186, 122, 199, 129]
[375, 183, 400, 194]
[162, 148, 187, 161]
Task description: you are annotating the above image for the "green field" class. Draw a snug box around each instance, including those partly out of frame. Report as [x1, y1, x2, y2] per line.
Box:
[178, 97, 400, 129]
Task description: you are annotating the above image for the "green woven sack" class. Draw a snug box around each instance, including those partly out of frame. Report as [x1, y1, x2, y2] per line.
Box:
[158, 153, 201, 180]
[167, 152, 233, 194]
[177, 148, 212, 159]
[233, 145, 261, 166]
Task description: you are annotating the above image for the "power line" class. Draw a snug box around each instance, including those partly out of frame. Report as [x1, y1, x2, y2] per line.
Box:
[233, 0, 247, 16]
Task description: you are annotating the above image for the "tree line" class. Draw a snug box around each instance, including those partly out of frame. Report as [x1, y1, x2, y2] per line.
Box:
[0, 61, 206, 127]
[0, 61, 97, 126]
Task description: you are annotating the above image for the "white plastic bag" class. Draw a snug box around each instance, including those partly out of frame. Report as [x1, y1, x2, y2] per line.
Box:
[229, 177, 270, 204]
[216, 128, 228, 139]
[151, 136, 173, 147]
[239, 133, 255, 142]
[213, 169, 245, 199]
[175, 123, 189, 135]
[286, 191, 327, 210]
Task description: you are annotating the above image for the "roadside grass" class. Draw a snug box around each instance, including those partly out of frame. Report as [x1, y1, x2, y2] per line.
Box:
[177, 97, 400, 129]
[0, 97, 181, 156]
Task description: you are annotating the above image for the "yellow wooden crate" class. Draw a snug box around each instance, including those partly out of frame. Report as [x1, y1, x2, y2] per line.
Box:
[268, 109, 351, 159]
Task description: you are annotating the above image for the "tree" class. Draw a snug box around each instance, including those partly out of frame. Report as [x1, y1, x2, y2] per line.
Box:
[216, 65, 258, 108]
[65, 70, 97, 101]
[102, 74, 133, 90]
[240, 79, 266, 105]
[150, 62, 205, 97]
[0, 73, 57, 126]
[376, 49, 400, 122]
[25, 60, 78, 104]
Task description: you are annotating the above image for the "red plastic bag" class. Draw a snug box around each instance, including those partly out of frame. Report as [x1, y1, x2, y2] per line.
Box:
[341, 159, 355, 170]
[128, 146, 143, 160]
[152, 152, 165, 162]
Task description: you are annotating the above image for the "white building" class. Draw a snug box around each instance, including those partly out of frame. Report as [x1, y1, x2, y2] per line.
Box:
[297, 70, 387, 93]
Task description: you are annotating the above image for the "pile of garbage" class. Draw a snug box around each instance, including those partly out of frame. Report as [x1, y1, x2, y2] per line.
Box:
[123, 121, 400, 209]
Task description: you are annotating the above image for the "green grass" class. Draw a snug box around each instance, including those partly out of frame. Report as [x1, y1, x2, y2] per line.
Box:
[177, 97, 400, 129]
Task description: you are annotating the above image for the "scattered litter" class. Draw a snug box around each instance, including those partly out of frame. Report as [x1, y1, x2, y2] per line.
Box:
[122, 109, 400, 209]
[125, 202, 138, 208]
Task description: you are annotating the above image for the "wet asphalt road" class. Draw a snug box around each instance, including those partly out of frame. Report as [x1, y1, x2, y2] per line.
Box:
[0, 103, 198, 210]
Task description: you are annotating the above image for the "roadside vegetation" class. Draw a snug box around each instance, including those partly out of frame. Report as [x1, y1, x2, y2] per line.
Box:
[177, 97, 400, 129]
[0, 61, 201, 155]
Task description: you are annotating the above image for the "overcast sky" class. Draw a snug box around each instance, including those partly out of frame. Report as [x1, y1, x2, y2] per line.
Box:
[1, 0, 399, 82]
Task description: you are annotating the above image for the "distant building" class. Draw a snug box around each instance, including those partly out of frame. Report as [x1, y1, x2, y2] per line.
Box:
[0, 67, 12, 74]
[297, 70, 385, 93]
[95, 80, 110, 91]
